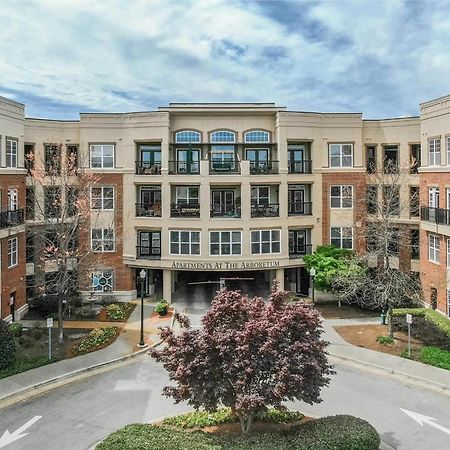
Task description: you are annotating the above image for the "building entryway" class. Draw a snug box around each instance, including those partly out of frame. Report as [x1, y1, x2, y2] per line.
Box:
[284, 267, 310, 297]
[135, 269, 162, 298]
[172, 270, 272, 309]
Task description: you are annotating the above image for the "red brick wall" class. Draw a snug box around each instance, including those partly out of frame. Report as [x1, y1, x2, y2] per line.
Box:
[322, 172, 366, 253]
[0, 173, 26, 211]
[419, 172, 450, 315]
[1, 233, 26, 319]
[78, 173, 134, 293]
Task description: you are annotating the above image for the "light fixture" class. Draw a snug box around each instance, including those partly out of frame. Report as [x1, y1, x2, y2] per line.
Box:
[140, 269, 146, 279]
[310, 267, 316, 277]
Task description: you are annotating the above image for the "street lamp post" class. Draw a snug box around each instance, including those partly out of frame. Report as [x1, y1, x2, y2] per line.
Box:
[138, 269, 147, 348]
[310, 267, 316, 309]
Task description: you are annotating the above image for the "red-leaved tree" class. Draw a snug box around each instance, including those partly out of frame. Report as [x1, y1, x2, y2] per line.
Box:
[151, 285, 334, 433]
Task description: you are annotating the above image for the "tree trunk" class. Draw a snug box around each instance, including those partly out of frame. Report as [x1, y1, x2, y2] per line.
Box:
[58, 297, 64, 344]
[237, 413, 255, 433]
[388, 304, 394, 338]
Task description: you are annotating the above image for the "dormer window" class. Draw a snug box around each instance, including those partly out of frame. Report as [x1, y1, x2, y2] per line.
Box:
[210, 130, 236, 143]
[175, 130, 201, 143]
[244, 130, 270, 143]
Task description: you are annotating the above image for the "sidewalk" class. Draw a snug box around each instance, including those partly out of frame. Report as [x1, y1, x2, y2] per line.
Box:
[322, 317, 450, 392]
[0, 300, 172, 404]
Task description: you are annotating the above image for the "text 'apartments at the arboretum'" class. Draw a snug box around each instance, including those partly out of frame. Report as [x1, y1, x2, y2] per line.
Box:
[1, 93, 450, 321]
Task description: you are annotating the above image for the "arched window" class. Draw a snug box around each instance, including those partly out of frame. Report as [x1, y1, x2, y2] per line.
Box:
[175, 130, 201, 143]
[244, 130, 270, 143]
[210, 130, 236, 143]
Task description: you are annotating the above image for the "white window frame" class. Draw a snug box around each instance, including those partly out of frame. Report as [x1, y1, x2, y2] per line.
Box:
[428, 234, 440, 263]
[209, 231, 242, 256]
[210, 130, 236, 143]
[91, 228, 115, 252]
[175, 186, 199, 204]
[329, 143, 353, 168]
[175, 130, 201, 143]
[89, 144, 115, 168]
[251, 229, 281, 255]
[251, 186, 270, 205]
[8, 237, 18, 267]
[330, 185, 353, 208]
[330, 227, 353, 249]
[91, 186, 114, 210]
[170, 230, 200, 255]
[92, 270, 114, 292]
[429, 187, 439, 208]
[244, 130, 270, 143]
[429, 138, 441, 166]
[7, 189, 18, 211]
[6, 138, 18, 168]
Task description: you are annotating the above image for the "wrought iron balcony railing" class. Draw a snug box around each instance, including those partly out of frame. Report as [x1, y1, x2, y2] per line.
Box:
[209, 160, 240, 174]
[288, 202, 313, 216]
[136, 245, 161, 259]
[289, 244, 313, 258]
[135, 161, 162, 175]
[421, 206, 450, 225]
[135, 203, 162, 217]
[0, 209, 25, 229]
[168, 160, 200, 174]
[171, 203, 201, 217]
[210, 204, 241, 218]
[251, 203, 279, 218]
[288, 160, 312, 174]
[249, 161, 279, 175]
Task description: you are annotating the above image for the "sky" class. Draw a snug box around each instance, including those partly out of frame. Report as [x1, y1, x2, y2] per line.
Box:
[0, 0, 449, 119]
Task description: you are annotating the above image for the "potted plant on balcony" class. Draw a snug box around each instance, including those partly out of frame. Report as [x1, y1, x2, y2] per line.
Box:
[155, 299, 169, 317]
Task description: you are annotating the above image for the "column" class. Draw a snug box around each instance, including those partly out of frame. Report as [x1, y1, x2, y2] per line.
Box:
[275, 268, 284, 290]
[163, 269, 172, 304]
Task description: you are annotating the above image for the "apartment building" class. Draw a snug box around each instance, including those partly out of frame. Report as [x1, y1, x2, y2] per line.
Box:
[1, 93, 449, 320]
[0, 97, 27, 321]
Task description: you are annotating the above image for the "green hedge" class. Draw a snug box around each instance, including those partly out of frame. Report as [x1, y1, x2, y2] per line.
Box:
[162, 408, 304, 429]
[0, 356, 58, 380]
[73, 327, 118, 355]
[392, 308, 450, 351]
[97, 415, 380, 450]
[0, 320, 15, 370]
[420, 346, 450, 371]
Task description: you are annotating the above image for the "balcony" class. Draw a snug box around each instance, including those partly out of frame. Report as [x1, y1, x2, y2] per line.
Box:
[251, 203, 279, 218]
[289, 244, 313, 258]
[210, 204, 241, 218]
[135, 161, 162, 175]
[288, 202, 313, 216]
[288, 160, 312, 174]
[209, 160, 240, 175]
[171, 203, 200, 218]
[421, 206, 450, 225]
[169, 161, 200, 175]
[0, 209, 25, 229]
[136, 246, 161, 260]
[367, 158, 376, 174]
[249, 161, 279, 175]
[135, 203, 162, 217]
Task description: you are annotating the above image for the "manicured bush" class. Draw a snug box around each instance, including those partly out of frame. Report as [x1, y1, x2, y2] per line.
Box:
[8, 322, 23, 337]
[74, 305, 97, 319]
[420, 346, 450, 371]
[162, 408, 304, 429]
[96, 415, 380, 450]
[376, 335, 394, 345]
[0, 320, 15, 369]
[73, 327, 118, 355]
[392, 308, 450, 351]
[0, 356, 58, 380]
[28, 295, 59, 315]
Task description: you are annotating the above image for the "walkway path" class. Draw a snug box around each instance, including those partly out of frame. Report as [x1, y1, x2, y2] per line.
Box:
[0, 300, 173, 405]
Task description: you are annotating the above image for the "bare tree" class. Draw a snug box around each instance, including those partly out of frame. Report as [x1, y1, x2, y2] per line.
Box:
[333, 160, 422, 336]
[26, 145, 113, 342]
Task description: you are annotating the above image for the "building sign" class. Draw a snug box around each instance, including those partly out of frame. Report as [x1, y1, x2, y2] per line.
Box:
[171, 261, 280, 270]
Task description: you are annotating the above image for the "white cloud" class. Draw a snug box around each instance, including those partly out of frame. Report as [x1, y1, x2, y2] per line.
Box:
[0, 0, 449, 118]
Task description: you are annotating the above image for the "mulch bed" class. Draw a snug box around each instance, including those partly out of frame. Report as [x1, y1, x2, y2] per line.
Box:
[317, 303, 379, 320]
[334, 324, 423, 356]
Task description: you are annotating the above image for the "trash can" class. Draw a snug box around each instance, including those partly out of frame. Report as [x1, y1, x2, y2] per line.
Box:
[380, 313, 386, 325]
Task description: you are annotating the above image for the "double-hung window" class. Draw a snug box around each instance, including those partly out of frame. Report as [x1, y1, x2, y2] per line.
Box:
[428, 234, 440, 263]
[170, 230, 200, 255]
[330, 185, 353, 208]
[91, 187, 114, 210]
[330, 227, 353, 249]
[251, 186, 270, 205]
[429, 139, 441, 166]
[210, 231, 241, 255]
[251, 230, 280, 254]
[6, 138, 18, 168]
[90, 144, 114, 168]
[91, 228, 115, 252]
[8, 237, 18, 267]
[329, 143, 353, 168]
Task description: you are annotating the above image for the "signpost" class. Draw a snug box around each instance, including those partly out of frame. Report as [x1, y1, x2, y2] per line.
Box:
[406, 313, 412, 358]
[47, 317, 53, 360]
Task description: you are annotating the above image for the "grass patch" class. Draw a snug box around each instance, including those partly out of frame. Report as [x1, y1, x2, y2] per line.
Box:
[73, 327, 118, 355]
[162, 408, 304, 429]
[420, 346, 450, 370]
[376, 335, 394, 345]
[97, 415, 380, 450]
[0, 355, 58, 379]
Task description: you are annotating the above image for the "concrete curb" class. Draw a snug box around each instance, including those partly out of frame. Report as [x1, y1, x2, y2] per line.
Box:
[329, 352, 450, 393]
[0, 308, 178, 409]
